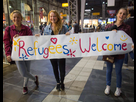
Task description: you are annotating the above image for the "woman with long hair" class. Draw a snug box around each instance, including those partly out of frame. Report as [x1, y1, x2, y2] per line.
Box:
[35, 10, 70, 91]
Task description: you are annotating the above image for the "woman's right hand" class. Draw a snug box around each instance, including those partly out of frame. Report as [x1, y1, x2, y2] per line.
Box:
[13, 34, 19, 38]
[7, 55, 12, 62]
[35, 34, 41, 37]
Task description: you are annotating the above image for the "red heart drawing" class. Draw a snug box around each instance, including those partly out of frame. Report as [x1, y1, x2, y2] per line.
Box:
[50, 38, 57, 44]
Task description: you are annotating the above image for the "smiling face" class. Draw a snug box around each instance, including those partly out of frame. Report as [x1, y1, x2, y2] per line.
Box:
[120, 35, 128, 41]
[49, 12, 58, 24]
[116, 9, 127, 22]
[12, 13, 22, 26]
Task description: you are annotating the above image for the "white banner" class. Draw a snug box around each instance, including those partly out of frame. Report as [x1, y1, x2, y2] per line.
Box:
[11, 31, 133, 61]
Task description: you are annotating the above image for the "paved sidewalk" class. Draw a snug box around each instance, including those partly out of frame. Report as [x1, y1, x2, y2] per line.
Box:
[3, 54, 134, 102]
[42, 56, 134, 102]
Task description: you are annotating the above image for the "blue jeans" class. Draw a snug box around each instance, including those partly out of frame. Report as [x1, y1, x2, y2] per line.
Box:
[124, 51, 134, 64]
[15, 61, 35, 87]
[106, 58, 124, 88]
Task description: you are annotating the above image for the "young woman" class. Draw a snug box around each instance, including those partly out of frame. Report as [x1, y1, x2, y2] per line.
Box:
[104, 8, 132, 96]
[35, 10, 70, 91]
[3, 10, 39, 95]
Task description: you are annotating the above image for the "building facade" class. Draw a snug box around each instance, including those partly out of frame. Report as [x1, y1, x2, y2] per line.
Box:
[3, 0, 68, 29]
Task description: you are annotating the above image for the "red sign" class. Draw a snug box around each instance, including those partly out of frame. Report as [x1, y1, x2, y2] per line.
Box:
[107, 10, 117, 17]
[39, 7, 43, 19]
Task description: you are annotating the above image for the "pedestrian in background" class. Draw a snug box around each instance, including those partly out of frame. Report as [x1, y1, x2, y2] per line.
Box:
[74, 21, 79, 33]
[3, 10, 39, 95]
[35, 10, 70, 91]
[124, 8, 134, 66]
[104, 8, 133, 97]
[39, 23, 43, 35]
[30, 23, 34, 32]
[41, 22, 47, 35]
[66, 21, 72, 31]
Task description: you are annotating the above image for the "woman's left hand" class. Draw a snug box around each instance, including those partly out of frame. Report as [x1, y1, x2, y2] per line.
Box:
[132, 44, 134, 49]
[65, 32, 70, 36]
[112, 29, 117, 32]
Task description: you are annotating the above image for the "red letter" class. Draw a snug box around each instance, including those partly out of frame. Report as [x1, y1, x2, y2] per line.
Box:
[43, 48, 49, 59]
[122, 43, 127, 50]
[102, 43, 107, 51]
[79, 37, 91, 53]
[19, 40, 29, 57]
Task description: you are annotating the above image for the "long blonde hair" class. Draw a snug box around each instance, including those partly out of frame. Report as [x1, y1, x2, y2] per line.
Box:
[47, 10, 62, 35]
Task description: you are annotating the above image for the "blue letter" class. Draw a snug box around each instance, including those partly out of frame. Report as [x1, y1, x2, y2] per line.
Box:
[63, 45, 69, 54]
[27, 47, 34, 56]
[114, 44, 121, 50]
[91, 43, 96, 51]
[38, 48, 44, 55]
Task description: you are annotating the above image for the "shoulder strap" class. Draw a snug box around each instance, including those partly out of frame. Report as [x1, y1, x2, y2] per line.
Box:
[8, 26, 11, 38]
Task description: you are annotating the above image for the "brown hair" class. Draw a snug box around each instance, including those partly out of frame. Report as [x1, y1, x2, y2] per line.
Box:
[47, 10, 62, 35]
[10, 10, 23, 21]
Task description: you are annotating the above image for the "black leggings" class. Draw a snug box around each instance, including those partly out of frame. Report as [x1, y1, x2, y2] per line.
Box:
[50, 59, 66, 84]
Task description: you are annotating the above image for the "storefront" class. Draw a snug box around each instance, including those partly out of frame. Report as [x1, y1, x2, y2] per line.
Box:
[39, 16, 47, 25]
[81, 19, 99, 28]
[39, 7, 47, 25]
[3, 13, 6, 28]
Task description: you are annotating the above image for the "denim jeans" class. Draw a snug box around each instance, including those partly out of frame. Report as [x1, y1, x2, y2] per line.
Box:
[124, 51, 134, 64]
[15, 61, 35, 87]
[106, 58, 124, 88]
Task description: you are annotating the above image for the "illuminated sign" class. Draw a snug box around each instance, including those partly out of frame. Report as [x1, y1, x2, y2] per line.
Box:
[92, 12, 100, 15]
[62, 3, 68, 7]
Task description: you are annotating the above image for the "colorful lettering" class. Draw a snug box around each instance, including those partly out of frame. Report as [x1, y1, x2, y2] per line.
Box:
[97, 37, 102, 52]
[63, 45, 69, 54]
[27, 47, 34, 56]
[19, 40, 29, 57]
[114, 44, 121, 50]
[102, 43, 107, 51]
[91, 43, 96, 51]
[43, 48, 49, 59]
[56, 44, 62, 54]
[122, 43, 127, 50]
[34, 41, 38, 55]
[79, 37, 91, 53]
[49, 45, 55, 54]
[38, 48, 44, 55]
[107, 44, 113, 51]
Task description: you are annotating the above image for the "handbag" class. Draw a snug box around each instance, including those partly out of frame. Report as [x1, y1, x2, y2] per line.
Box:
[8, 26, 15, 64]
[102, 55, 115, 63]
[102, 25, 118, 63]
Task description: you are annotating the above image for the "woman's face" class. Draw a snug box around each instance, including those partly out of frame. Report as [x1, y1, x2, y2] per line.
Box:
[116, 9, 127, 22]
[50, 12, 58, 24]
[12, 13, 22, 26]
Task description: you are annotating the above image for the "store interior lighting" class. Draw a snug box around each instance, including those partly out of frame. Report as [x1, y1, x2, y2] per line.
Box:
[85, 9, 91, 12]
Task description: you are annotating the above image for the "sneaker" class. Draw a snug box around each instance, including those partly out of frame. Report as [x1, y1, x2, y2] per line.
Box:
[114, 87, 122, 96]
[104, 85, 110, 95]
[23, 87, 28, 95]
[123, 63, 128, 67]
[56, 83, 60, 91]
[60, 83, 65, 91]
[35, 76, 39, 87]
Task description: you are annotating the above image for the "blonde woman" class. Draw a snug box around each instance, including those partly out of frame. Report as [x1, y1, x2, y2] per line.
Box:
[35, 10, 70, 91]
[3, 10, 39, 95]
